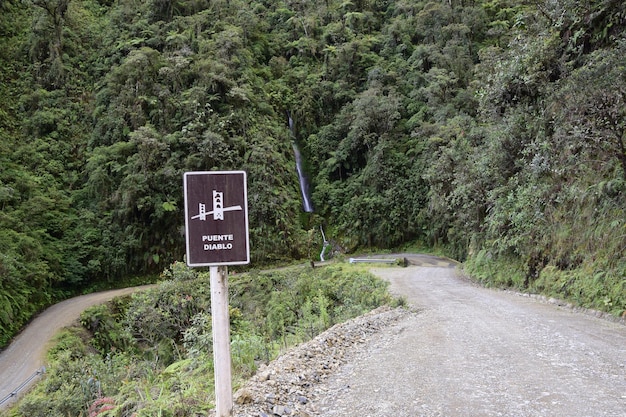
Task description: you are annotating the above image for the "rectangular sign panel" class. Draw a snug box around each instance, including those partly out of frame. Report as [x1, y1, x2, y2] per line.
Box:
[184, 171, 250, 266]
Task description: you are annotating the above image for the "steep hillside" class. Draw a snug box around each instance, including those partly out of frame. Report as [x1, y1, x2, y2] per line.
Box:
[1, 0, 624, 346]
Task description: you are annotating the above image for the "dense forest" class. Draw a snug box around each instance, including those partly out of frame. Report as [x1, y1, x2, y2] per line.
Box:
[1, 0, 625, 346]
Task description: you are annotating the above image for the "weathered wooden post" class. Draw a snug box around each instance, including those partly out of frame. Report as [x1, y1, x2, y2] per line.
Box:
[210, 265, 232, 416]
[184, 171, 250, 417]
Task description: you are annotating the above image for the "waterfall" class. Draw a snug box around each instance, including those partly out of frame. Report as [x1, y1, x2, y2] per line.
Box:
[288, 115, 314, 213]
[319, 225, 330, 261]
[292, 143, 314, 212]
[288, 114, 332, 262]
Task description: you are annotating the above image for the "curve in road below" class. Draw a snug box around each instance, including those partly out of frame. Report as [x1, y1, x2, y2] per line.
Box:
[0, 286, 153, 410]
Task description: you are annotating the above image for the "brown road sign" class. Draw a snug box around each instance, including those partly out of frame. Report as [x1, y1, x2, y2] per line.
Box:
[184, 171, 250, 266]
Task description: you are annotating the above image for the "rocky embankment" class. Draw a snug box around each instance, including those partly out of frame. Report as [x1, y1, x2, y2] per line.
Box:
[226, 306, 411, 417]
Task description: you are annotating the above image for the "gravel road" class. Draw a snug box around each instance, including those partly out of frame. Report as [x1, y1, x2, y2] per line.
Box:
[0, 286, 152, 409]
[233, 254, 626, 417]
[2, 256, 625, 417]
[317, 255, 626, 417]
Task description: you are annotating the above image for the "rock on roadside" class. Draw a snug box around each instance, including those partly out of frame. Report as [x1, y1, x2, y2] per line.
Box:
[222, 306, 412, 417]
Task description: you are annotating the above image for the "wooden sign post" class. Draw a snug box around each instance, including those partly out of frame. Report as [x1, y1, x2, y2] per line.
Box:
[210, 265, 232, 416]
[183, 171, 250, 417]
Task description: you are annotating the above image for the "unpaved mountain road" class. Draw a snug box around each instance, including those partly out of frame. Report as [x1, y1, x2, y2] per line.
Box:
[316, 255, 626, 417]
[0, 286, 153, 409]
[2, 256, 625, 417]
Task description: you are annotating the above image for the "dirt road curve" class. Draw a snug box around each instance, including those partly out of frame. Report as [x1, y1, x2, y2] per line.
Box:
[0, 286, 151, 409]
[318, 255, 626, 417]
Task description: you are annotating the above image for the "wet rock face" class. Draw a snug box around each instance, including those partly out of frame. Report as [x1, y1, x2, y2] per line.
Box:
[225, 306, 409, 417]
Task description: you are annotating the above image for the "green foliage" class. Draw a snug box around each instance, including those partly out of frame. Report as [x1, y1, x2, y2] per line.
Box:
[160, 260, 198, 281]
[1, 0, 626, 349]
[229, 264, 393, 348]
[464, 249, 526, 289]
[3, 263, 393, 416]
[80, 300, 134, 354]
[9, 329, 127, 417]
[231, 333, 266, 377]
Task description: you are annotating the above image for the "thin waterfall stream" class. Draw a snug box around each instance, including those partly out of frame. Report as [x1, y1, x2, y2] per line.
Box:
[288, 115, 314, 213]
[288, 114, 331, 261]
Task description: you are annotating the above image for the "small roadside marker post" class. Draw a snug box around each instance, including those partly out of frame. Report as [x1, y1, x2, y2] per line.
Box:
[183, 171, 250, 417]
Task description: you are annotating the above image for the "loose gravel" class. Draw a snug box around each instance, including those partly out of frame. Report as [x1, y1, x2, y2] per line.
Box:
[223, 256, 626, 417]
[229, 306, 412, 417]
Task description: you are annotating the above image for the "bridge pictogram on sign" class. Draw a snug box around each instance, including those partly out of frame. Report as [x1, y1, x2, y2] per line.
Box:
[191, 190, 243, 221]
[184, 171, 250, 266]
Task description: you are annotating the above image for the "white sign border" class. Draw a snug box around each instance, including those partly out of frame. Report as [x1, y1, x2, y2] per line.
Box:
[184, 170, 250, 267]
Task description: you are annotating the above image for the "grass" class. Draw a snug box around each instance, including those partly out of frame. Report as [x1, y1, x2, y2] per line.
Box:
[1, 261, 397, 417]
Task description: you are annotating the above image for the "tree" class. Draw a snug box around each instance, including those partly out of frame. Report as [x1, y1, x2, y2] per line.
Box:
[29, 0, 70, 87]
[550, 43, 626, 179]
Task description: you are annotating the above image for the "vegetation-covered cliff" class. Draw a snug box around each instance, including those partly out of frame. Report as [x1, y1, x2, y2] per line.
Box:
[1, 0, 625, 345]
